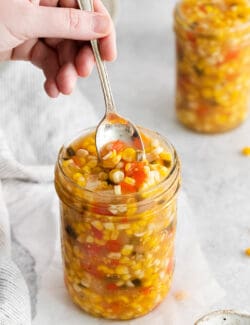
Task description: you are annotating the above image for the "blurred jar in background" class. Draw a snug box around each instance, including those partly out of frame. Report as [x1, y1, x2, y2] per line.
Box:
[174, 0, 250, 133]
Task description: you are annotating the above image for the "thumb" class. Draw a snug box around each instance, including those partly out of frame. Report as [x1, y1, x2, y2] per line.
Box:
[27, 6, 111, 40]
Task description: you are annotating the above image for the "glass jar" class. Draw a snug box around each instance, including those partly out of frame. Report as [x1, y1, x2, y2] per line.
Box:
[174, 1, 250, 133]
[54, 127, 181, 320]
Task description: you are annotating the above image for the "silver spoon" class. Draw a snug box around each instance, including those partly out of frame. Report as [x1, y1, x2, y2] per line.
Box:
[77, 0, 145, 161]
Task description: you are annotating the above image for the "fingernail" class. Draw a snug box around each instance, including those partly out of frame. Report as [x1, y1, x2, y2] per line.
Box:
[93, 14, 110, 34]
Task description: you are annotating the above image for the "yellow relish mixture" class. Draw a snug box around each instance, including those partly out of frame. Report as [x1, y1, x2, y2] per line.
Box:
[175, 0, 250, 133]
[55, 129, 180, 320]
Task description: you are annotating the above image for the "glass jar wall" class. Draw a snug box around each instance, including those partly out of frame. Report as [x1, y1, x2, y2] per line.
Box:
[54, 127, 181, 320]
[174, 0, 250, 133]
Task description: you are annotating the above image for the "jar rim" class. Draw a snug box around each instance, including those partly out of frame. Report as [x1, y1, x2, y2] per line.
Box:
[174, 2, 250, 36]
[56, 126, 180, 201]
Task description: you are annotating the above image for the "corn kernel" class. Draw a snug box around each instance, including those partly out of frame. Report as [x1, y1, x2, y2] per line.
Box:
[242, 147, 250, 156]
[97, 265, 113, 274]
[120, 258, 130, 267]
[81, 166, 91, 174]
[88, 145, 97, 154]
[91, 220, 103, 231]
[115, 266, 129, 275]
[245, 248, 250, 256]
[102, 150, 114, 160]
[122, 148, 137, 162]
[114, 185, 122, 195]
[118, 296, 129, 303]
[95, 239, 105, 245]
[117, 224, 130, 230]
[72, 172, 83, 181]
[110, 230, 119, 240]
[87, 159, 98, 168]
[86, 235, 94, 243]
[121, 274, 131, 281]
[124, 176, 136, 186]
[121, 245, 134, 256]
[159, 166, 170, 178]
[152, 147, 164, 155]
[102, 153, 122, 168]
[76, 149, 88, 157]
[108, 252, 121, 259]
[159, 152, 172, 161]
[98, 172, 108, 180]
[126, 280, 135, 288]
[103, 222, 115, 231]
[62, 159, 73, 168]
[109, 169, 125, 184]
[134, 270, 145, 278]
[72, 173, 86, 187]
[174, 290, 188, 301]
[92, 166, 102, 174]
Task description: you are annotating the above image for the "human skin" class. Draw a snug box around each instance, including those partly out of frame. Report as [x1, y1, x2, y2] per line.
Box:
[0, 0, 117, 97]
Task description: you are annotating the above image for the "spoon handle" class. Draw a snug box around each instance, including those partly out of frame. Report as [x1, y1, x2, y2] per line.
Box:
[77, 0, 116, 113]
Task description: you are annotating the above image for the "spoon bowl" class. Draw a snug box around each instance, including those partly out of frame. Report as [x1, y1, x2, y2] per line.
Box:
[77, 0, 145, 160]
[95, 113, 145, 160]
[195, 310, 250, 325]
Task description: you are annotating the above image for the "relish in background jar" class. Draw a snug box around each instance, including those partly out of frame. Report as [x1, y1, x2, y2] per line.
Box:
[174, 0, 250, 133]
[54, 127, 181, 320]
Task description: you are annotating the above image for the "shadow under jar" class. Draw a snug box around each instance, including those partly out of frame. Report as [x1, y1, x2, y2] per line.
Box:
[54, 127, 181, 320]
[174, 0, 250, 133]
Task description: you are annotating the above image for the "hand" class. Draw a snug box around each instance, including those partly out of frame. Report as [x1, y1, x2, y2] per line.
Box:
[0, 0, 117, 97]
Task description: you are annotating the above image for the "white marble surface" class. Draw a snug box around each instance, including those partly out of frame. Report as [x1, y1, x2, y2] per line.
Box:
[78, 0, 250, 316]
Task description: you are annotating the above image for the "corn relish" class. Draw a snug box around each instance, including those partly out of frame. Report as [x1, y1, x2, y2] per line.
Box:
[174, 0, 250, 133]
[54, 127, 181, 320]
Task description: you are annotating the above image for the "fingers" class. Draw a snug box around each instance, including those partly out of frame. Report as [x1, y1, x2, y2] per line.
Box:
[30, 41, 60, 97]
[11, 39, 38, 61]
[56, 40, 78, 94]
[93, 0, 117, 61]
[75, 44, 95, 77]
[39, 0, 58, 6]
[22, 0, 117, 98]
[58, 0, 78, 8]
[27, 4, 112, 40]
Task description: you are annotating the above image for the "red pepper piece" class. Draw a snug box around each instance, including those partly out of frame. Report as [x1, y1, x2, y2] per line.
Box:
[109, 259, 120, 267]
[81, 263, 102, 278]
[110, 140, 127, 153]
[83, 243, 102, 256]
[108, 302, 123, 314]
[186, 31, 196, 45]
[125, 162, 147, 188]
[72, 156, 82, 167]
[196, 106, 210, 118]
[91, 225, 103, 239]
[167, 257, 175, 274]
[224, 49, 240, 62]
[199, 4, 207, 13]
[140, 286, 153, 295]
[226, 73, 239, 81]
[120, 181, 137, 194]
[106, 283, 118, 291]
[106, 240, 121, 252]
[92, 205, 113, 216]
[218, 49, 241, 66]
